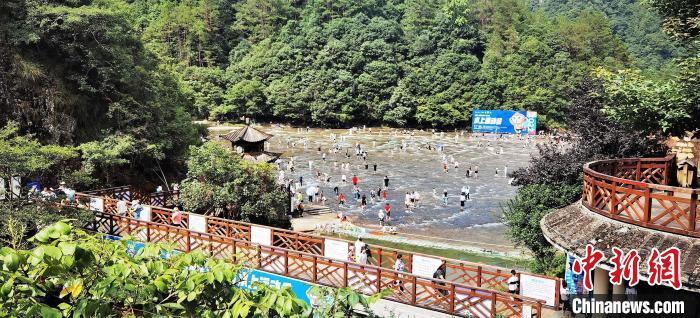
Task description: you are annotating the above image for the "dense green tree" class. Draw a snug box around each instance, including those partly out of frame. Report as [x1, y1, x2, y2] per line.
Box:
[0, 122, 76, 192]
[0, 0, 200, 187]
[179, 142, 290, 227]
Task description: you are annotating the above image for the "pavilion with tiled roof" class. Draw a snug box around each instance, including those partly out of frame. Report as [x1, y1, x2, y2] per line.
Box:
[220, 125, 280, 163]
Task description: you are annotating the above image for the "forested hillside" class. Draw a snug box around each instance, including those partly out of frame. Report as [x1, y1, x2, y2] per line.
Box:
[1, 0, 686, 135]
[530, 0, 684, 72]
[124, 0, 673, 128]
[1, 0, 697, 189]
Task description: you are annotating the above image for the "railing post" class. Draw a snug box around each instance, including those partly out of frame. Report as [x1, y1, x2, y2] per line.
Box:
[312, 257, 318, 283]
[284, 250, 289, 275]
[257, 247, 262, 269]
[636, 161, 641, 181]
[643, 188, 652, 225]
[610, 181, 618, 215]
[449, 284, 456, 313]
[186, 230, 191, 252]
[689, 193, 698, 232]
[490, 292, 497, 317]
[343, 262, 348, 287]
[378, 248, 383, 268]
[412, 276, 417, 305]
[477, 266, 482, 287]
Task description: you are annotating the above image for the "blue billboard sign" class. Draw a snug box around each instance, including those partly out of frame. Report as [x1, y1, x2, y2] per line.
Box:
[237, 269, 314, 304]
[471, 110, 538, 134]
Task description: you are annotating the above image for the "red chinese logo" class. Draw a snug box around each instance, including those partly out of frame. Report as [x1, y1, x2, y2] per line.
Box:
[573, 245, 682, 291]
[647, 247, 681, 289]
[609, 247, 640, 287]
[572, 244, 605, 291]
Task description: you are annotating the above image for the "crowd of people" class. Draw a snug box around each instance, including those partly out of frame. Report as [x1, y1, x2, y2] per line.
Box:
[276, 126, 531, 230]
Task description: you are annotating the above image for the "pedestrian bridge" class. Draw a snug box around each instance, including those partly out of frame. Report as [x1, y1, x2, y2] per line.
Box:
[76, 186, 559, 317]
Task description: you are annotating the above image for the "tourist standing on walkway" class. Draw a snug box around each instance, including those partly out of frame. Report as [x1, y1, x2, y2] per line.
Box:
[171, 206, 182, 225]
[460, 192, 466, 210]
[358, 246, 369, 264]
[442, 189, 448, 205]
[352, 174, 359, 186]
[560, 281, 571, 313]
[117, 198, 128, 216]
[354, 238, 366, 259]
[433, 261, 448, 296]
[383, 175, 389, 188]
[508, 270, 520, 294]
[393, 254, 406, 291]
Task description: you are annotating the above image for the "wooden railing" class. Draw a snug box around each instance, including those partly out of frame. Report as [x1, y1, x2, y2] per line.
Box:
[583, 155, 700, 237]
[77, 189, 560, 308]
[84, 186, 180, 207]
[90, 211, 543, 318]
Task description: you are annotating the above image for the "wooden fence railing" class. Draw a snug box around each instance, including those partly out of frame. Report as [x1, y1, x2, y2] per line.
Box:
[84, 186, 180, 207]
[91, 211, 543, 318]
[76, 189, 560, 309]
[583, 155, 700, 237]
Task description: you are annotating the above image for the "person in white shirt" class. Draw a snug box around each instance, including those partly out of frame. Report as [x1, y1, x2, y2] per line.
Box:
[116, 199, 128, 216]
[354, 238, 366, 259]
[560, 281, 571, 312]
[358, 246, 369, 265]
[393, 254, 406, 291]
[507, 270, 520, 294]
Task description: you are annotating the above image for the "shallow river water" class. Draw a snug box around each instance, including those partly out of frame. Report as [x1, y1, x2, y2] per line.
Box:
[215, 125, 545, 246]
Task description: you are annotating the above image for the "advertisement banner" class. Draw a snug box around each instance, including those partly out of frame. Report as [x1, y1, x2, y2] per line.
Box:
[89, 197, 104, 212]
[188, 214, 207, 233]
[411, 255, 443, 278]
[237, 269, 313, 304]
[520, 274, 557, 307]
[139, 206, 152, 222]
[323, 239, 349, 261]
[471, 110, 537, 134]
[250, 226, 273, 246]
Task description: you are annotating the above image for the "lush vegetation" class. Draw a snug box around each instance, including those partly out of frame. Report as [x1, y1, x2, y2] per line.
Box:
[503, 0, 699, 275]
[2, 0, 699, 277]
[0, 221, 383, 317]
[3, 0, 678, 132]
[179, 141, 290, 228]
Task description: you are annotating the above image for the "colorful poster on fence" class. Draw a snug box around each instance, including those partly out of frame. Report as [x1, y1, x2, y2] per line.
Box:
[471, 110, 537, 135]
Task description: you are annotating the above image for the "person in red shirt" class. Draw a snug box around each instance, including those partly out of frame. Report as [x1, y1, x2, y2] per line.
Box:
[384, 202, 391, 218]
[338, 193, 346, 207]
[352, 174, 359, 186]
